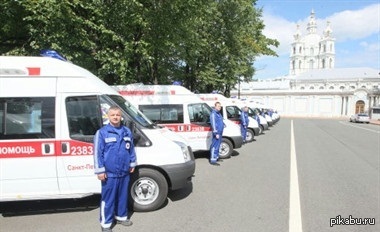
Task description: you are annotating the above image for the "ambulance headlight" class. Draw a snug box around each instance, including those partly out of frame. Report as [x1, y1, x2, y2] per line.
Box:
[174, 141, 191, 162]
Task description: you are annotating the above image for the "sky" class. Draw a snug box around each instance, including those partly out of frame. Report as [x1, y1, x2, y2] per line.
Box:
[254, 0, 380, 79]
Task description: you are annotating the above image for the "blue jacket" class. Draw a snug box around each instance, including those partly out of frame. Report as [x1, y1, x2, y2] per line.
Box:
[94, 124, 137, 177]
[240, 111, 249, 127]
[254, 114, 260, 124]
[210, 109, 224, 136]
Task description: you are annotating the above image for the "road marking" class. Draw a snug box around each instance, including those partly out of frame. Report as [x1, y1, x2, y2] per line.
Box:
[339, 121, 380, 133]
[289, 120, 303, 232]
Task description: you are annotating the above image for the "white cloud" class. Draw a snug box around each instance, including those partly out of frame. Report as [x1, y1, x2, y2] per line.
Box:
[359, 41, 380, 52]
[326, 4, 380, 42]
[261, 14, 295, 56]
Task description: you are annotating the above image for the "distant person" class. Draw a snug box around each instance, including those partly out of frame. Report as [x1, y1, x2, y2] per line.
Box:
[209, 101, 224, 166]
[94, 106, 137, 232]
[240, 106, 250, 142]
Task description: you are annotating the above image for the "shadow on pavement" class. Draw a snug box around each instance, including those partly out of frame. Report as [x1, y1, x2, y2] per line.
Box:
[0, 194, 100, 217]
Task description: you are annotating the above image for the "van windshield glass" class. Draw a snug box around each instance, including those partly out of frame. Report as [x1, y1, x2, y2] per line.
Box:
[108, 95, 153, 127]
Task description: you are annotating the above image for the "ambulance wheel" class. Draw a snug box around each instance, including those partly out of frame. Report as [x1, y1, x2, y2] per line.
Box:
[219, 138, 233, 159]
[245, 129, 255, 143]
[129, 168, 168, 212]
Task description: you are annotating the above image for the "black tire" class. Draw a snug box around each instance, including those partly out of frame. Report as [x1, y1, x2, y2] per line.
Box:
[245, 129, 255, 143]
[129, 168, 168, 212]
[219, 138, 233, 159]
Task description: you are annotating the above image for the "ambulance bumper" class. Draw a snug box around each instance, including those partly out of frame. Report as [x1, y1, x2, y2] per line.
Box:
[253, 127, 260, 136]
[161, 159, 195, 190]
[230, 135, 244, 149]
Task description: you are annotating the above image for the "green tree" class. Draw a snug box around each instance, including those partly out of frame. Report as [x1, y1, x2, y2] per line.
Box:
[0, 0, 279, 94]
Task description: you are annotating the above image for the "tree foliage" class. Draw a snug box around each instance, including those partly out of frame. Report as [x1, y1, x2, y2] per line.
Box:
[0, 0, 278, 95]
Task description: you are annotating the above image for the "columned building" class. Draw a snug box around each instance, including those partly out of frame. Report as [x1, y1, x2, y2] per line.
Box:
[232, 11, 380, 118]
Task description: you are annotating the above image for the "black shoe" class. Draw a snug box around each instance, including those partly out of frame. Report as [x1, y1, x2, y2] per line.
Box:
[210, 162, 220, 166]
[101, 227, 112, 232]
[217, 159, 223, 162]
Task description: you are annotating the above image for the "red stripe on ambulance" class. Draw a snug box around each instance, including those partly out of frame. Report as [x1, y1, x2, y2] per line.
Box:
[0, 140, 93, 159]
[160, 124, 212, 132]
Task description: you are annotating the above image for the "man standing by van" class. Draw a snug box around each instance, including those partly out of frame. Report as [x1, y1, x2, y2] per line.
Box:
[209, 101, 224, 166]
[94, 106, 137, 232]
[240, 106, 250, 142]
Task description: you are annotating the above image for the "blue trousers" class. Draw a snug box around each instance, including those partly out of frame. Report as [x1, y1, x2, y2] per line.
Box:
[100, 175, 130, 228]
[210, 135, 222, 163]
[241, 125, 247, 142]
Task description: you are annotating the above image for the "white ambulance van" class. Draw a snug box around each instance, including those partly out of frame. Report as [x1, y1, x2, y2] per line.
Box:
[230, 98, 269, 131]
[113, 84, 243, 159]
[248, 101, 275, 126]
[0, 56, 195, 212]
[197, 93, 261, 143]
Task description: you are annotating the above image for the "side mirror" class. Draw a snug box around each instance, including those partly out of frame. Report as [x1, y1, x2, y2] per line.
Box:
[125, 120, 141, 145]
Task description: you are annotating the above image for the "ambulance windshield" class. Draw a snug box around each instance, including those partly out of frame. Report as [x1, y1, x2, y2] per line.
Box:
[108, 95, 154, 127]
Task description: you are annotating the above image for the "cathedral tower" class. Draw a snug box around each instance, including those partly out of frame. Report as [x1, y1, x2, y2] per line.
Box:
[289, 10, 335, 75]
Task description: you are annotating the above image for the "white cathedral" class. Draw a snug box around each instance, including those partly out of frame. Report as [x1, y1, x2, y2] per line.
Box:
[232, 10, 380, 118]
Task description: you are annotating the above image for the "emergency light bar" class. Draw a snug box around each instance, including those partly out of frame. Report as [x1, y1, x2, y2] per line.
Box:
[40, 49, 67, 61]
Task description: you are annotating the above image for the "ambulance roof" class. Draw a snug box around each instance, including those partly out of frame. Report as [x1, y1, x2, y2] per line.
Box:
[197, 93, 230, 103]
[113, 84, 207, 105]
[0, 56, 119, 96]
[0, 56, 94, 77]
[113, 84, 195, 96]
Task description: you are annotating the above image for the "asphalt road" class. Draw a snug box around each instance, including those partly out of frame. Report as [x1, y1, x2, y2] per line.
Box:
[1, 118, 379, 232]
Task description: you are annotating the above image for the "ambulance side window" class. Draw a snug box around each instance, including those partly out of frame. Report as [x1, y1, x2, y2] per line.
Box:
[139, 104, 183, 123]
[188, 103, 211, 124]
[226, 106, 240, 120]
[66, 96, 101, 142]
[0, 97, 55, 139]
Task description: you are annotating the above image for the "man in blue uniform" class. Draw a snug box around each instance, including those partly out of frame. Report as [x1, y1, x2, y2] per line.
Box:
[209, 101, 224, 166]
[94, 106, 137, 232]
[240, 106, 250, 142]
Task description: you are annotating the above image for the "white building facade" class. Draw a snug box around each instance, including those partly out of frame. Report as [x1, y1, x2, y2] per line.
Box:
[232, 11, 380, 118]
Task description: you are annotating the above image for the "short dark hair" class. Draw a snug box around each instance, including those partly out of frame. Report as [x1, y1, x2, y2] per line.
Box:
[108, 105, 121, 112]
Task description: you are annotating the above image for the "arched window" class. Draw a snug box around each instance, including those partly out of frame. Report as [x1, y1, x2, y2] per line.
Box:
[322, 59, 325, 68]
[299, 47, 302, 54]
[319, 86, 324, 90]
[292, 60, 295, 70]
[350, 86, 355, 89]
[329, 86, 334, 90]
[329, 58, 333, 68]
[340, 86, 345, 90]
[310, 48, 314, 55]
[300, 86, 305, 90]
[309, 59, 314, 69]
[298, 60, 302, 69]
[293, 47, 296, 54]
[310, 86, 314, 90]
